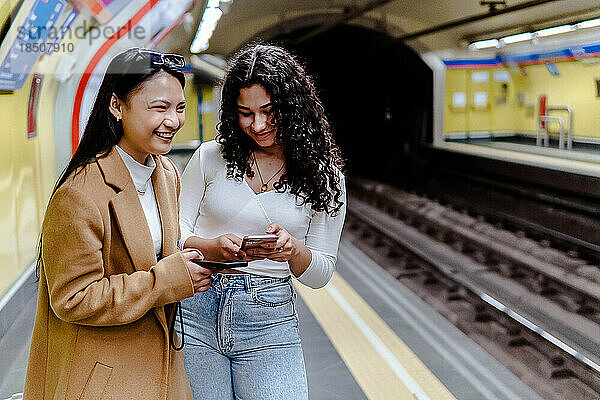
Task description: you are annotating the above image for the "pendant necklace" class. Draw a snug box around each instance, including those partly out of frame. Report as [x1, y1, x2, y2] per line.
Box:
[253, 152, 285, 193]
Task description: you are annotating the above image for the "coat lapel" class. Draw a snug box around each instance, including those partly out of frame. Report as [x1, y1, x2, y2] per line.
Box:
[152, 157, 178, 259]
[151, 157, 179, 329]
[97, 148, 168, 331]
[98, 149, 158, 272]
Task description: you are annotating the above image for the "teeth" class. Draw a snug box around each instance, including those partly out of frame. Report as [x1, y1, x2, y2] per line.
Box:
[155, 131, 175, 139]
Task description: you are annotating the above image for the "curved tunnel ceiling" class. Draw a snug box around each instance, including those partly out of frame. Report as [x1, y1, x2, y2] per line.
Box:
[159, 0, 600, 58]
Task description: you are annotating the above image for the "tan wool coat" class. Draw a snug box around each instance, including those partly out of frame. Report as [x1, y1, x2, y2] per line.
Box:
[24, 148, 195, 399]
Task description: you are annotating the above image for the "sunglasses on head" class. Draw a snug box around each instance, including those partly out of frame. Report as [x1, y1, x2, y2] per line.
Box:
[135, 49, 185, 69]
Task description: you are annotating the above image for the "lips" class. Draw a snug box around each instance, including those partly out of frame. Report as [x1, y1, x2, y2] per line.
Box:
[253, 129, 275, 138]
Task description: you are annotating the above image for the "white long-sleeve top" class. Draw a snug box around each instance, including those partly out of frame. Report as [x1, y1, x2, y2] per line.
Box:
[179, 140, 346, 289]
[115, 145, 162, 256]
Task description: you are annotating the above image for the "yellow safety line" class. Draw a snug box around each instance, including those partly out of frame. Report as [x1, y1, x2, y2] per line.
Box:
[295, 274, 456, 400]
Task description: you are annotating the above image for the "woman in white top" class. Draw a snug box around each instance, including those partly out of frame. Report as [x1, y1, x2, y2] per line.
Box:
[179, 44, 346, 399]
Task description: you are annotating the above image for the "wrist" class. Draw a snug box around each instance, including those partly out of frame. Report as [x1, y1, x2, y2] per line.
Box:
[184, 236, 212, 259]
[289, 237, 302, 261]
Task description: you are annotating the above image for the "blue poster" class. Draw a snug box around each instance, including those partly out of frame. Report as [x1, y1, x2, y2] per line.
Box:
[0, 0, 69, 90]
[545, 62, 560, 76]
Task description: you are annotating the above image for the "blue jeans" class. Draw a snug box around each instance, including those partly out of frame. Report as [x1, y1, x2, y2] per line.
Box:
[179, 274, 309, 400]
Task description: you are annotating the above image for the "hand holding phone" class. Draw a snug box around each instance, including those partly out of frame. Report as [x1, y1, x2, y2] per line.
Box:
[240, 234, 278, 250]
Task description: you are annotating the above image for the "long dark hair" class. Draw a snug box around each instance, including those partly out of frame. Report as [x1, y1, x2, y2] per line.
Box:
[217, 43, 345, 215]
[55, 48, 185, 191]
[37, 48, 185, 273]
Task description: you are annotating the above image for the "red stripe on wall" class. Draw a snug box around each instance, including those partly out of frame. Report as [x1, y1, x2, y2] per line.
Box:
[71, 0, 160, 154]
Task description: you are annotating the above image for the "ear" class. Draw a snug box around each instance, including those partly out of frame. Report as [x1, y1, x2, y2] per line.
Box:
[108, 93, 123, 121]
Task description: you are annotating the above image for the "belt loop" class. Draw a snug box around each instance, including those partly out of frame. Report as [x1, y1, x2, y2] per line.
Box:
[244, 274, 252, 293]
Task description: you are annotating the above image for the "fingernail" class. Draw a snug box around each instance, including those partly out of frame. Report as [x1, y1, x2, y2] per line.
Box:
[192, 249, 203, 259]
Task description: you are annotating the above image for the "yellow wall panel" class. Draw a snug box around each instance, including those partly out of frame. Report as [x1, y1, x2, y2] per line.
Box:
[444, 59, 600, 140]
[489, 69, 519, 132]
[201, 85, 216, 142]
[174, 75, 200, 144]
[0, 91, 20, 296]
[444, 69, 468, 134]
[466, 71, 491, 133]
[515, 61, 600, 138]
[0, 75, 42, 296]
[0, 0, 13, 24]
[172, 81, 218, 144]
[0, 67, 57, 297]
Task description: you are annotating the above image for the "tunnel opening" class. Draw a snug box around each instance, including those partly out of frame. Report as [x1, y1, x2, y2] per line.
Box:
[270, 24, 433, 189]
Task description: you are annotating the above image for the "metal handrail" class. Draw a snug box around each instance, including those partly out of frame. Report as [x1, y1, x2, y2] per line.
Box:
[547, 105, 573, 150]
[538, 116, 566, 149]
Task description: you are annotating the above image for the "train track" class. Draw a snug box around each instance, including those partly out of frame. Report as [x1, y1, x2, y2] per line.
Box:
[345, 180, 600, 400]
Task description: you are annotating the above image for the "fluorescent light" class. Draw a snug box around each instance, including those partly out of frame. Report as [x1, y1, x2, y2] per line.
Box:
[202, 7, 223, 26]
[190, 3, 225, 53]
[469, 39, 499, 50]
[207, 0, 220, 7]
[501, 32, 532, 44]
[578, 18, 600, 29]
[536, 24, 574, 37]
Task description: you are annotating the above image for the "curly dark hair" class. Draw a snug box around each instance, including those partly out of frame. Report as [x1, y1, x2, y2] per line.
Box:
[217, 43, 345, 215]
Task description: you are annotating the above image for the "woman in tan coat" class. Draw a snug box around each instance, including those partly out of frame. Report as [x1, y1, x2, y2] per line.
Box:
[23, 48, 212, 399]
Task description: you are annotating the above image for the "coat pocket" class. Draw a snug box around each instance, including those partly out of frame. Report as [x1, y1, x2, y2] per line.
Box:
[79, 362, 112, 400]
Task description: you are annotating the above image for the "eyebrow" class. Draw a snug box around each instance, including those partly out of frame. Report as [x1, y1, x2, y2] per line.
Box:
[149, 99, 186, 106]
[237, 102, 272, 110]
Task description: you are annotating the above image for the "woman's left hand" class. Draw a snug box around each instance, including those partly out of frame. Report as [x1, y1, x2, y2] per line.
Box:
[244, 223, 299, 263]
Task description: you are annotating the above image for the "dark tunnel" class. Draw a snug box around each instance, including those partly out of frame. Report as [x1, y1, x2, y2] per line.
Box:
[273, 24, 433, 189]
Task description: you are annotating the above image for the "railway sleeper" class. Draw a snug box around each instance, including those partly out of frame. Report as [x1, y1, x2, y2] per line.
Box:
[442, 286, 463, 302]
[497, 263, 526, 278]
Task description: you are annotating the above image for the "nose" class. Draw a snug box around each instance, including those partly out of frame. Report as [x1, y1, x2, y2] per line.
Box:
[163, 111, 179, 129]
[252, 113, 267, 132]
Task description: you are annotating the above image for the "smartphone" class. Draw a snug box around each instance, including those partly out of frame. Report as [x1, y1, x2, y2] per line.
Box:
[190, 259, 248, 270]
[241, 234, 278, 250]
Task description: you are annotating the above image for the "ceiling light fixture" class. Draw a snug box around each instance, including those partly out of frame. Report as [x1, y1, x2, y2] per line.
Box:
[577, 18, 600, 29]
[190, 0, 231, 53]
[469, 38, 499, 50]
[535, 24, 574, 37]
[500, 32, 532, 44]
[469, 16, 600, 50]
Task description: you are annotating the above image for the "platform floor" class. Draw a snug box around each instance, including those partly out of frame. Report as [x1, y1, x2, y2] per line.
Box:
[441, 137, 600, 178]
[0, 240, 542, 400]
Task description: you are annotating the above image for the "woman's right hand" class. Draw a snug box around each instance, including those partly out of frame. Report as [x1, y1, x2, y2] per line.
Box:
[206, 234, 246, 261]
[182, 250, 213, 292]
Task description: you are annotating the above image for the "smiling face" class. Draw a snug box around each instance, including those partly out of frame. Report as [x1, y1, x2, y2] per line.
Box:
[237, 84, 277, 148]
[111, 70, 186, 164]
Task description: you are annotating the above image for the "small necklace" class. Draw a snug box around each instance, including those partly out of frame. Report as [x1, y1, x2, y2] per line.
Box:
[253, 152, 285, 193]
[136, 181, 149, 196]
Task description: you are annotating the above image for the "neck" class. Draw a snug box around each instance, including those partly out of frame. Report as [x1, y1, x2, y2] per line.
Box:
[254, 144, 283, 159]
[117, 141, 149, 165]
